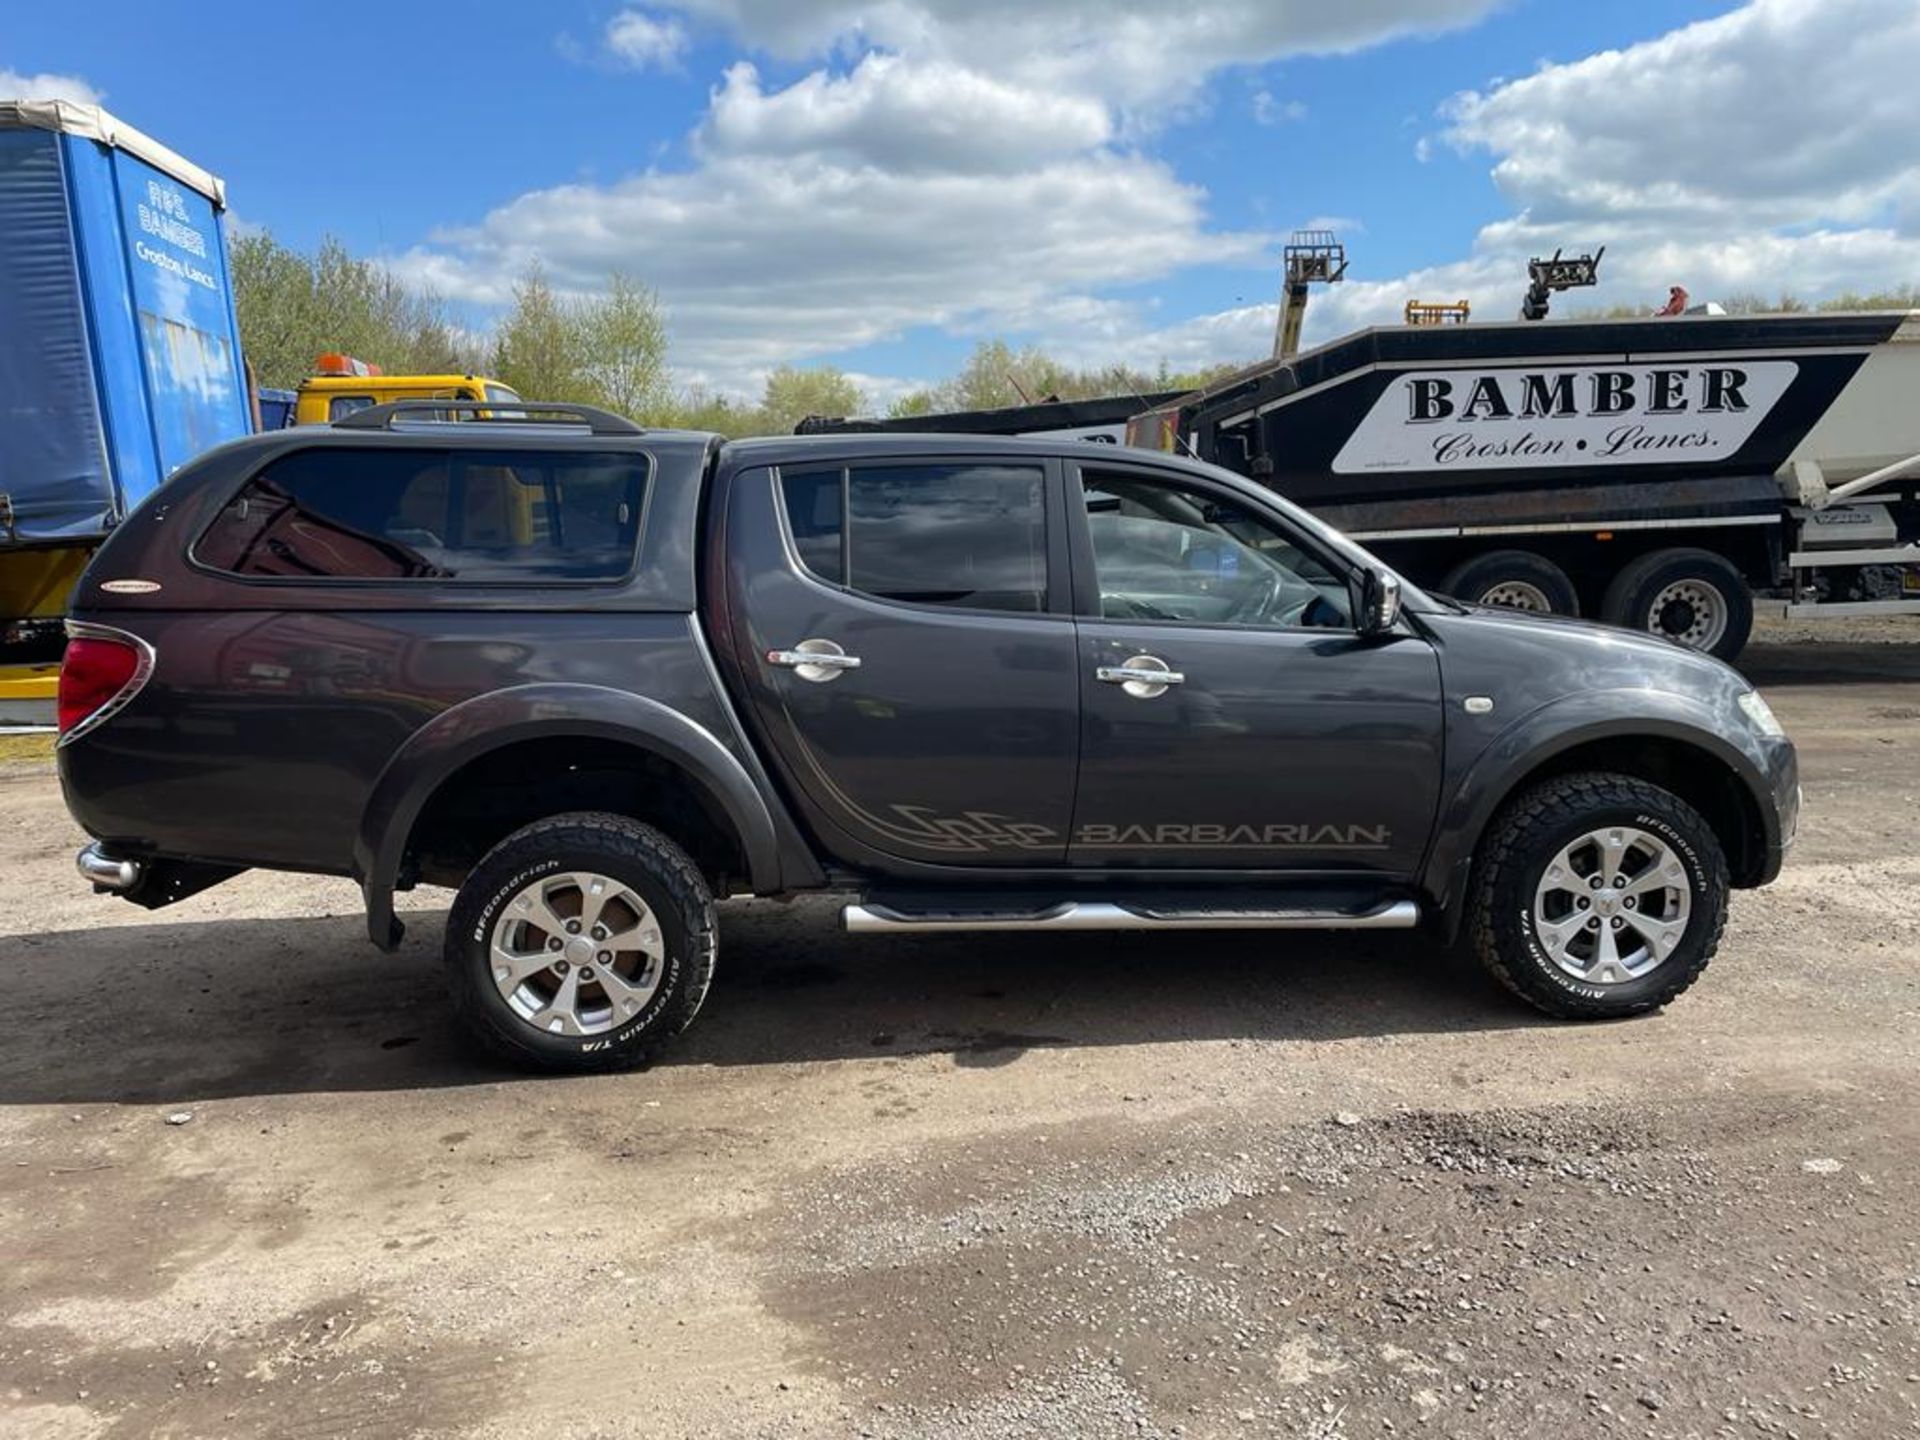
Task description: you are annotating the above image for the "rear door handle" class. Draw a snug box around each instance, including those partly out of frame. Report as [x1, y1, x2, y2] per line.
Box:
[768, 638, 861, 683]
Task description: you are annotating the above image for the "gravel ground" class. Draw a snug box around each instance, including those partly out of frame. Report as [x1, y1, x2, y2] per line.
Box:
[1, 618, 1917, 1439]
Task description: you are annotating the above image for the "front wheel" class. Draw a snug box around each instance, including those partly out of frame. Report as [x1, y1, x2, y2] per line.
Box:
[1468, 773, 1728, 1019]
[444, 812, 716, 1072]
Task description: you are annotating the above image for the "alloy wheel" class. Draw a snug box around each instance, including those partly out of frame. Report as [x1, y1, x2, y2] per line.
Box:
[489, 871, 665, 1035]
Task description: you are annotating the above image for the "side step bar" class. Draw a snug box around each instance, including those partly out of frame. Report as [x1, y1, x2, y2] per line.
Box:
[842, 899, 1419, 934]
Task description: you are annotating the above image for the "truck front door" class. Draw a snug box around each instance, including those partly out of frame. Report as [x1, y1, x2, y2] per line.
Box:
[721, 458, 1080, 869]
[1065, 463, 1444, 877]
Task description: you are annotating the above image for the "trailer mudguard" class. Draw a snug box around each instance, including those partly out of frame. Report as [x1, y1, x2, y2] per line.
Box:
[354, 682, 790, 950]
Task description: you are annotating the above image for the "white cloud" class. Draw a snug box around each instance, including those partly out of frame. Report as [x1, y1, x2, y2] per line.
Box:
[222, 210, 267, 242]
[1252, 91, 1307, 126]
[1418, 0, 1920, 316]
[1438, 0, 1920, 232]
[604, 10, 691, 70]
[0, 68, 102, 105]
[700, 54, 1110, 173]
[396, 148, 1266, 387]
[661, 0, 1499, 116]
[1112, 0, 1920, 374]
[399, 1, 1503, 394]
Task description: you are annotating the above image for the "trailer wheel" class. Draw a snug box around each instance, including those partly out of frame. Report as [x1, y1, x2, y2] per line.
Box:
[1438, 550, 1580, 615]
[1600, 548, 1753, 661]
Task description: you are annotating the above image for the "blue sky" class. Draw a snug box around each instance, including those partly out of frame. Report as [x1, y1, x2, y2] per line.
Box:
[7, 0, 1916, 406]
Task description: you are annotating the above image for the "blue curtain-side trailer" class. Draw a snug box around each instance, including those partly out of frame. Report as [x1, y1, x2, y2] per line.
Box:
[0, 99, 249, 721]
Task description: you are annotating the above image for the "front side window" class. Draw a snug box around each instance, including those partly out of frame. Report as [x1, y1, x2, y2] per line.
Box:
[197, 446, 646, 582]
[327, 394, 376, 420]
[779, 461, 1047, 613]
[1080, 471, 1351, 629]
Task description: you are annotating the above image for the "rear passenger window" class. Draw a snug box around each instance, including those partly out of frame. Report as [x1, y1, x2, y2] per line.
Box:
[779, 467, 847, 584]
[778, 462, 1047, 613]
[196, 447, 647, 583]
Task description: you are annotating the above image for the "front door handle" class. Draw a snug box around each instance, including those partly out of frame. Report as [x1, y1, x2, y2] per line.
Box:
[768, 638, 862, 683]
[1095, 654, 1184, 699]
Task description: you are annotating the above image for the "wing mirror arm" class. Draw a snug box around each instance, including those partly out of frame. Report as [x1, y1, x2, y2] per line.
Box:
[1357, 567, 1404, 639]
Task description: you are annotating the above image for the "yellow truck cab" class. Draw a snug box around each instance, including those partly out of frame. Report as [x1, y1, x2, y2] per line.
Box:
[293, 355, 522, 425]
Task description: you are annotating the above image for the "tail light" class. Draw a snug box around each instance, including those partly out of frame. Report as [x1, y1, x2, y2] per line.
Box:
[58, 624, 154, 743]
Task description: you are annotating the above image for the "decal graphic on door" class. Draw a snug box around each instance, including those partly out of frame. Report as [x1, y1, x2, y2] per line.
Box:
[1332, 360, 1798, 474]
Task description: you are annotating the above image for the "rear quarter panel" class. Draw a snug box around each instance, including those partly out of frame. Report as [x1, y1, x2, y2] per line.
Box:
[59, 611, 737, 872]
[59, 430, 732, 874]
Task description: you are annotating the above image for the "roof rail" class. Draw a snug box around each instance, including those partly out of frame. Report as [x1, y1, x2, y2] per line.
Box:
[331, 399, 646, 435]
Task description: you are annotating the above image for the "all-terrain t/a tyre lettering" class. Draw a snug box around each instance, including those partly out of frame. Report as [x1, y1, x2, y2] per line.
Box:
[445, 813, 716, 1073]
[1468, 773, 1729, 1020]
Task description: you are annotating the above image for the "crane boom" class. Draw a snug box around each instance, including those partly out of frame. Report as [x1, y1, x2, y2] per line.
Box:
[1272, 230, 1346, 360]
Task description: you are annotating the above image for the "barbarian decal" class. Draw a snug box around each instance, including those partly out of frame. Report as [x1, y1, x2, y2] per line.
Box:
[1332, 361, 1798, 475]
[885, 806, 1058, 852]
[776, 721, 1063, 855]
[1074, 823, 1392, 849]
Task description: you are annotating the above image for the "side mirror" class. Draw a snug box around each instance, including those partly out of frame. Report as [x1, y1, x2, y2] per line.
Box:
[1359, 568, 1403, 637]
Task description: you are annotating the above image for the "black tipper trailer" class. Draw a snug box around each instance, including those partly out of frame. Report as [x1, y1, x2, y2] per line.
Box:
[808, 312, 1920, 659]
[1124, 310, 1920, 658]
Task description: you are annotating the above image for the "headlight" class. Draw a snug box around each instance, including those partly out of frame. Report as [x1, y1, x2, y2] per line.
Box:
[1737, 689, 1785, 739]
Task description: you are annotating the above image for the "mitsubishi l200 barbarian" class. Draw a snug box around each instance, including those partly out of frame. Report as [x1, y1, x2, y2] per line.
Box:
[58, 401, 1798, 1071]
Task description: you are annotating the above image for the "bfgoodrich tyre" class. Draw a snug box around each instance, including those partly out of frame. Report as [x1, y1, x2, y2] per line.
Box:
[1468, 773, 1729, 1020]
[444, 812, 716, 1073]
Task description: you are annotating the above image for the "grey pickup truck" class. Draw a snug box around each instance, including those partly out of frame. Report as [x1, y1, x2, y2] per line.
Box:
[58, 401, 1798, 1071]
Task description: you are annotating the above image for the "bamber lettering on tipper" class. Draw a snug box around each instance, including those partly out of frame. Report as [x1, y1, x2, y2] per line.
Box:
[1333, 360, 1797, 475]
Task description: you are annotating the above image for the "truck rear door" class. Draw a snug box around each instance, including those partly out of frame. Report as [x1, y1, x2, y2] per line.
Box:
[719, 457, 1080, 868]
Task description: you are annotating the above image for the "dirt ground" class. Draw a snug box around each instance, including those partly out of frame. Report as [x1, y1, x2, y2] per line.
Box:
[3, 619, 1918, 1440]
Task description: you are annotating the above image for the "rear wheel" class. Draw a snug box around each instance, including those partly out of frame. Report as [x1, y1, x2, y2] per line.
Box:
[1600, 547, 1753, 660]
[444, 812, 716, 1073]
[1468, 773, 1728, 1019]
[1439, 549, 1580, 616]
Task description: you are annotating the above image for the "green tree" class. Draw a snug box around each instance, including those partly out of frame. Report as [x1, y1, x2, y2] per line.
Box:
[663, 385, 757, 437]
[758, 364, 865, 434]
[929, 339, 1049, 411]
[490, 266, 674, 420]
[1818, 285, 1920, 311]
[490, 262, 588, 402]
[582, 273, 673, 420]
[229, 230, 320, 389]
[906, 338, 1253, 415]
[886, 389, 937, 419]
[229, 229, 480, 389]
